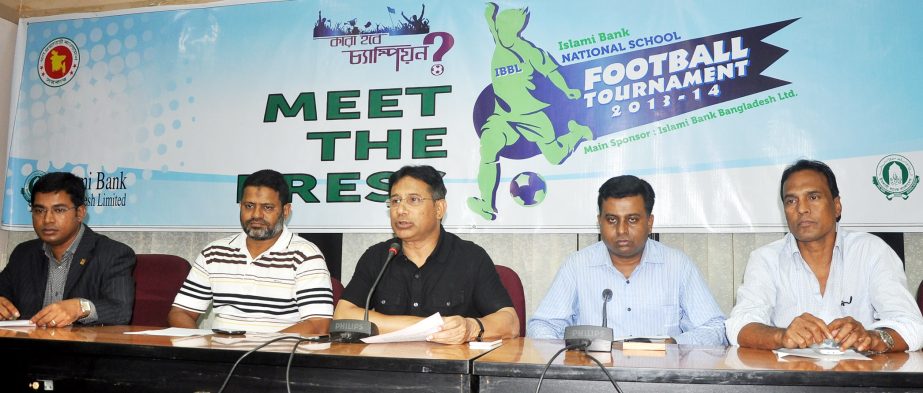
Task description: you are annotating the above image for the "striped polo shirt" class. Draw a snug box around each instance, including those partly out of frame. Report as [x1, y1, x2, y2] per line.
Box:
[173, 228, 333, 332]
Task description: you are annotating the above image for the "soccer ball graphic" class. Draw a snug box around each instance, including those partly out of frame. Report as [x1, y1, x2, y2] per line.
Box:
[509, 172, 547, 207]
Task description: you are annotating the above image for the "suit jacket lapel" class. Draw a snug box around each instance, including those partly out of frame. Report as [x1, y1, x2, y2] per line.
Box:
[63, 227, 96, 297]
[33, 245, 50, 310]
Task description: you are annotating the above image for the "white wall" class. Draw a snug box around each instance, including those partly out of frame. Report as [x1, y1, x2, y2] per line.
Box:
[0, 18, 16, 266]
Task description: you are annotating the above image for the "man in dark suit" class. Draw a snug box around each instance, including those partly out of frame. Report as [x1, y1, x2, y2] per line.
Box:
[0, 172, 136, 326]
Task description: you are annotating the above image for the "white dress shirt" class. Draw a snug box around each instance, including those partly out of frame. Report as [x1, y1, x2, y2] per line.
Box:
[726, 229, 923, 350]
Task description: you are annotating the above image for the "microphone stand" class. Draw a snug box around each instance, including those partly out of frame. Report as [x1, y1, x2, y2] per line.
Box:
[563, 289, 614, 352]
[329, 243, 401, 343]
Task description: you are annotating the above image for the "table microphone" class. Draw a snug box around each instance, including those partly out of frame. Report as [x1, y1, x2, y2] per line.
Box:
[564, 289, 614, 352]
[329, 242, 401, 343]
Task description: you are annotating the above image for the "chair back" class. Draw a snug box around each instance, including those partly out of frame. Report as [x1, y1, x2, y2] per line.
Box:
[331, 277, 344, 306]
[917, 280, 923, 316]
[131, 254, 191, 327]
[495, 265, 526, 337]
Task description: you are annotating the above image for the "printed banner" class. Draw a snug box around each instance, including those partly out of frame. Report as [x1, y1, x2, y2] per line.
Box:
[5, 0, 923, 232]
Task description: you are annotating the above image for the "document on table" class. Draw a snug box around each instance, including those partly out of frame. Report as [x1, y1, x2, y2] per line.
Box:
[124, 327, 215, 337]
[361, 312, 443, 344]
[774, 348, 870, 361]
[0, 320, 36, 332]
[0, 320, 35, 327]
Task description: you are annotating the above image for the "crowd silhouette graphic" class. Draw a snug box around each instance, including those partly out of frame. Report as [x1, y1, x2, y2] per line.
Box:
[314, 5, 430, 37]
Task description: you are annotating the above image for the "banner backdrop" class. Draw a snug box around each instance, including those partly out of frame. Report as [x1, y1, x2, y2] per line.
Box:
[5, 0, 923, 232]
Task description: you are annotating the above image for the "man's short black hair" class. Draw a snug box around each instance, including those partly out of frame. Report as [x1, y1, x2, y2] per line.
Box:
[597, 175, 655, 214]
[388, 165, 447, 200]
[30, 172, 86, 207]
[242, 169, 290, 204]
[779, 159, 839, 201]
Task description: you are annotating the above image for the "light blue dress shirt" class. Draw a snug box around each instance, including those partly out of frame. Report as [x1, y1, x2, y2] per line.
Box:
[528, 239, 727, 345]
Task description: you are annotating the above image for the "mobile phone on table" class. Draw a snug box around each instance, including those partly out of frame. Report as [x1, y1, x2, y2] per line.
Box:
[212, 328, 246, 335]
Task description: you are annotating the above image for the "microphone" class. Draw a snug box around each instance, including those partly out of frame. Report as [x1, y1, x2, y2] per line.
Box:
[329, 242, 401, 343]
[563, 289, 614, 352]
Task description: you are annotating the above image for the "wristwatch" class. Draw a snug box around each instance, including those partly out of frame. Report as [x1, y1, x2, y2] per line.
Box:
[78, 298, 91, 318]
[874, 329, 895, 353]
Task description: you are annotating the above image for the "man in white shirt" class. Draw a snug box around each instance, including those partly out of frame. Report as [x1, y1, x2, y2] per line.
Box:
[726, 159, 923, 352]
[168, 169, 333, 334]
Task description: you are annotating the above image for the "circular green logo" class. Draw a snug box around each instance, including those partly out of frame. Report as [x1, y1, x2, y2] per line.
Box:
[873, 154, 918, 200]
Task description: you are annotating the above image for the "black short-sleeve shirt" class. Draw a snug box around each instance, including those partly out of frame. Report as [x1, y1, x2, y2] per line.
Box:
[341, 227, 512, 318]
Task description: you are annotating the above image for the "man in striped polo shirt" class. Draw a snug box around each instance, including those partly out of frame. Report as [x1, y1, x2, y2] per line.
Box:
[169, 169, 333, 334]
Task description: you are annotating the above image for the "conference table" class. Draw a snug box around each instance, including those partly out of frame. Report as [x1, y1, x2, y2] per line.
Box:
[2, 328, 923, 393]
[473, 338, 923, 392]
[0, 325, 484, 392]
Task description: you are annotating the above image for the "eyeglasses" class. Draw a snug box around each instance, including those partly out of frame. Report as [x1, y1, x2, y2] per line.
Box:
[241, 202, 278, 214]
[386, 195, 436, 208]
[30, 206, 78, 217]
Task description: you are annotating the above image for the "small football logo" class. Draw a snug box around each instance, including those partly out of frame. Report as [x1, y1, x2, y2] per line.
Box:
[39, 37, 80, 87]
[873, 154, 919, 200]
[509, 171, 547, 207]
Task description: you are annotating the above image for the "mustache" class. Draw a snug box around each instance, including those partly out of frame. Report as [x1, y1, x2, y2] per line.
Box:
[246, 219, 268, 226]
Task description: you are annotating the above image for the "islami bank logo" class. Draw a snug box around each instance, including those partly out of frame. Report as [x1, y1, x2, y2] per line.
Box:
[873, 154, 919, 200]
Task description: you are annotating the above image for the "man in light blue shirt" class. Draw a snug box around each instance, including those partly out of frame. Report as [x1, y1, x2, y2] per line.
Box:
[528, 175, 727, 345]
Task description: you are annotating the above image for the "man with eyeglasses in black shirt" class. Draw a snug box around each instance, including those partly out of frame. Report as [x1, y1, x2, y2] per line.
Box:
[335, 165, 519, 344]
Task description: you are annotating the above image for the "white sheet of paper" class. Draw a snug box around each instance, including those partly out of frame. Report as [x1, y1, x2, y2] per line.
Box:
[170, 335, 210, 347]
[361, 312, 443, 344]
[0, 320, 35, 327]
[124, 327, 215, 337]
[773, 348, 870, 361]
[0, 326, 36, 333]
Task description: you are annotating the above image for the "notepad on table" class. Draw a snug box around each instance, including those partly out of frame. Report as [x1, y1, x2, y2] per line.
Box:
[469, 339, 502, 350]
[612, 337, 669, 351]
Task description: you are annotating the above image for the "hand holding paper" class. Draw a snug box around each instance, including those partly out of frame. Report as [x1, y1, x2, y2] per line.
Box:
[361, 313, 444, 344]
[426, 315, 473, 345]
